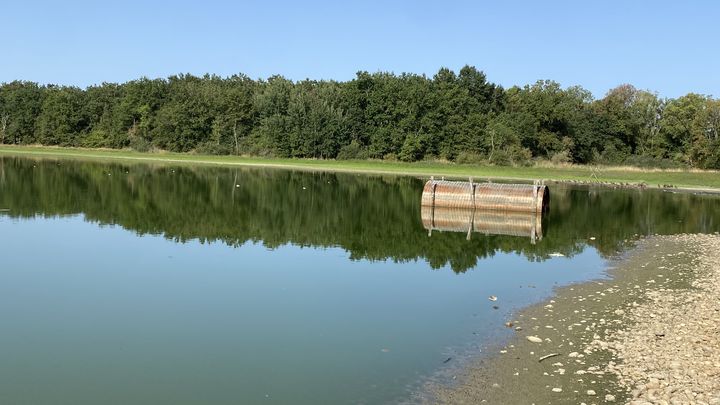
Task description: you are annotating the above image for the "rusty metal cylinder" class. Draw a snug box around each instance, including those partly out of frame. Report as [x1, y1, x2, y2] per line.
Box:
[421, 180, 549, 213]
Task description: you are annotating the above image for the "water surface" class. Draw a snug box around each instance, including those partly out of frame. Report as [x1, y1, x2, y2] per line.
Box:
[0, 157, 718, 404]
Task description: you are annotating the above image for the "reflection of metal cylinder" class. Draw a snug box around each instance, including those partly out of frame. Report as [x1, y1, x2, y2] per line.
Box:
[421, 206, 543, 243]
[421, 180, 549, 213]
[421, 179, 548, 243]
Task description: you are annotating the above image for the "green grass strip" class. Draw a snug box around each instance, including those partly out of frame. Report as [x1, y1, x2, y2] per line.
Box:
[1, 145, 719, 191]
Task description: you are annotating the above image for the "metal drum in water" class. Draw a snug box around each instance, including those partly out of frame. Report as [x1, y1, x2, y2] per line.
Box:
[421, 179, 549, 213]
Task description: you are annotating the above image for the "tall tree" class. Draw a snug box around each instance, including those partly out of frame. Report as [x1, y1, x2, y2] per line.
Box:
[0, 81, 46, 144]
[660, 93, 708, 164]
[35, 86, 87, 146]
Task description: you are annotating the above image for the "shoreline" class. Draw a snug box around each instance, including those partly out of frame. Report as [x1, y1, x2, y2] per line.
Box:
[428, 234, 720, 404]
[1, 145, 720, 194]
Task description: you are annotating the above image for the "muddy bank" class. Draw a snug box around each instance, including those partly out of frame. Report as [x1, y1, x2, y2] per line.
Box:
[427, 233, 720, 404]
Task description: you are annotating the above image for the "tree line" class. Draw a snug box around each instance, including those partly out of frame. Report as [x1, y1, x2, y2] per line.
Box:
[1, 66, 718, 168]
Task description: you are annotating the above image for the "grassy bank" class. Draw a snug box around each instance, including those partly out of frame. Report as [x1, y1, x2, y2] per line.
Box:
[1, 145, 719, 191]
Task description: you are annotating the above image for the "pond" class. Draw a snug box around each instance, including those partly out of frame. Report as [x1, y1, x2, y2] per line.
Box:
[0, 156, 718, 404]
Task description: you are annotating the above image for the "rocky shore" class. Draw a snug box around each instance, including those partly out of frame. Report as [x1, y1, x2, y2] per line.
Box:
[607, 234, 720, 404]
[428, 233, 720, 404]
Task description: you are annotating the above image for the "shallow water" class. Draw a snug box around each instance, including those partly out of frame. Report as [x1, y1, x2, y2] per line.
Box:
[0, 157, 718, 404]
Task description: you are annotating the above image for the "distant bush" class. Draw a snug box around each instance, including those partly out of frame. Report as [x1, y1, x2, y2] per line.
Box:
[195, 141, 232, 155]
[80, 131, 109, 148]
[595, 143, 631, 165]
[383, 153, 398, 161]
[490, 146, 532, 166]
[129, 136, 152, 153]
[512, 147, 533, 166]
[455, 152, 486, 164]
[398, 133, 428, 162]
[550, 150, 572, 165]
[236, 139, 273, 157]
[337, 140, 369, 160]
[698, 153, 720, 170]
[622, 155, 687, 169]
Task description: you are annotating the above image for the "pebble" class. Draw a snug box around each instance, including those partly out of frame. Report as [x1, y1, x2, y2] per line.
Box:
[602, 235, 720, 404]
[430, 235, 720, 404]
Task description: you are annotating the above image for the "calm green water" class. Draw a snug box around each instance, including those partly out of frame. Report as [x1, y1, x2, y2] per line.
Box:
[0, 156, 718, 404]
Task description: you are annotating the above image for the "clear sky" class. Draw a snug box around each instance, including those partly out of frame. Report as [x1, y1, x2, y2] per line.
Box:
[2, 0, 718, 99]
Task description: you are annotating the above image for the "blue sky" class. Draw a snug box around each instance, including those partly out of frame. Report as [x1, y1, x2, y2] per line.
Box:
[2, 0, 718, 98]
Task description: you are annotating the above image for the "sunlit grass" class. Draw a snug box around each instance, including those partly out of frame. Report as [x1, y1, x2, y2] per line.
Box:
[1, 144, 719, 191]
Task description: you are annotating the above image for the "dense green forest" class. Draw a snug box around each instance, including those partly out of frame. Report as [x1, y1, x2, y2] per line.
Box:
[2, 157, 719, 272]
[1, 66, 719, 168]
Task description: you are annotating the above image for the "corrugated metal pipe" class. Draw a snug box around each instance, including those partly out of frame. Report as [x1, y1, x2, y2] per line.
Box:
[421, 178, 549, 213]
[421, 178, 549, 243]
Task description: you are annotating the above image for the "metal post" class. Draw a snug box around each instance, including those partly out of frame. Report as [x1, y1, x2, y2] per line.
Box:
[469, 177, 476, 210]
